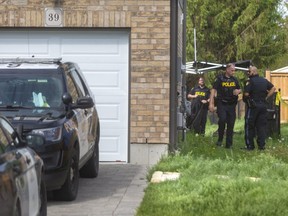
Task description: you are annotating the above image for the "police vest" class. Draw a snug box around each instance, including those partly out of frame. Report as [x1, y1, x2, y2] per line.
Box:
[216, 75, 239, 103]
[190, 86, 210, 100]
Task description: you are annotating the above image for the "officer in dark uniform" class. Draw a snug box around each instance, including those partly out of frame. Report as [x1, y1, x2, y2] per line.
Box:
[243, 66, 275, 150]
[209, 63, 241, 148]
[187, 77, 210, 134]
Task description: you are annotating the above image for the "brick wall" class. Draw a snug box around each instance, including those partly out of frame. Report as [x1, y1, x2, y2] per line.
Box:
[0, 0, 171, 144]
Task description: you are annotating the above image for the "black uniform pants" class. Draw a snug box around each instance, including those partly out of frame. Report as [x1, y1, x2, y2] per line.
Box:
[217, 102, 236, 147]
[244, 103, 267, 150]
[191, 106, 208, 134]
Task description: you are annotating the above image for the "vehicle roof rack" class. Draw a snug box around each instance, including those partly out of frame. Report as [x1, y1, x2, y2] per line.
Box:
[0, 57, 62, 64]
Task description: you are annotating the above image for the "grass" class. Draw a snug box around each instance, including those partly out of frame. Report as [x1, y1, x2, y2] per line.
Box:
[136, 119, 288, 216]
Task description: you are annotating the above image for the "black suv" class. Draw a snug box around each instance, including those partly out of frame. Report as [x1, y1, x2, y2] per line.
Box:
[0, 58, 100, 201]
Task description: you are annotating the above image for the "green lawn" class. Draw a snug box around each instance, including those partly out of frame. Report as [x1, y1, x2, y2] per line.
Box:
[136, 119, 288, 216]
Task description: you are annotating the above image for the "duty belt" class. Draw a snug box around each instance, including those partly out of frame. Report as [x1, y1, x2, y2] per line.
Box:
[252, 99, 266, 103]
[221, 99, 236, 105]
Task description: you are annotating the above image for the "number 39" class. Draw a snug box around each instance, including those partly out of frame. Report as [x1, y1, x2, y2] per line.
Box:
[48, 13, 59, 22]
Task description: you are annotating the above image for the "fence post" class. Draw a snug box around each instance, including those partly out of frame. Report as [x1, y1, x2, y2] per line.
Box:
[265, 70, 271, 81]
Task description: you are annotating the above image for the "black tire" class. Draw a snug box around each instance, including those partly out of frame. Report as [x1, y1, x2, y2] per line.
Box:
[39, 174, 47, 216]
[14, 200, 21, 216]
[80, 125, 100, 178]
[53, 144, 79, 201]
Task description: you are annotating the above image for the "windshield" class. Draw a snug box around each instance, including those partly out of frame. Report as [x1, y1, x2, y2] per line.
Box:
[0, 69, 64, 108]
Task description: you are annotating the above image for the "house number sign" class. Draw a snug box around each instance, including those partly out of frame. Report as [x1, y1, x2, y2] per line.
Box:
[45, 8, 63, 27]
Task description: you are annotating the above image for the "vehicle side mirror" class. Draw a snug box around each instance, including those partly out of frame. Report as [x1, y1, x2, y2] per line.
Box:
[62, 92, 73, 105]
[72, 96, 94, 109]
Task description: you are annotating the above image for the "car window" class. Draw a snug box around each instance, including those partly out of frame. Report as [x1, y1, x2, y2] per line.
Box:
[0, 118, 20, 146]
[0, 128, 9, 146]
[0, 127, 8, 153]
[0, 70, 64, 108]
[70, 68, 87, 97]
[66, 73, 79, 103]
[0, 142, 4, 154]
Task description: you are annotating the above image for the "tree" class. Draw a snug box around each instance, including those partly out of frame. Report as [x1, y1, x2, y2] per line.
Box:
[186, 0, 287, 69]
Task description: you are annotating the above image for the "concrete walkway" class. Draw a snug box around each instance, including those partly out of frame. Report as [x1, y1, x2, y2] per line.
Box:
[47, 163, 149, 216]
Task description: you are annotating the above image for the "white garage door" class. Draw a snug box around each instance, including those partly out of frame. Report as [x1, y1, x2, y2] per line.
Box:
[0, 29, 129, 162]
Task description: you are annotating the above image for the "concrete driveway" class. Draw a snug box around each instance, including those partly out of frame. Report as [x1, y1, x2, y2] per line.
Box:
[47, 163, 148, 216]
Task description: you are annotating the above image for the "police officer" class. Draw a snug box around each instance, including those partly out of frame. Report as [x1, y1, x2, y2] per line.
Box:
[209, 63, 241, 148]
[243, 66, 275, 150]
[187, 77, 210, 134]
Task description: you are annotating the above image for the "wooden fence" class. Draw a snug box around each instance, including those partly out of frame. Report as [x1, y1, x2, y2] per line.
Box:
[266, 70, 288, 123]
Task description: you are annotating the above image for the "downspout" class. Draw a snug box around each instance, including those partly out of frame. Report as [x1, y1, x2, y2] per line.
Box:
[170, 0, 187, 151]
[182, 0, 187, 128]
[170, 0, 178, 151]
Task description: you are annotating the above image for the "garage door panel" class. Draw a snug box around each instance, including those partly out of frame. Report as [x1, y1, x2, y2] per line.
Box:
[61, 54, 127, 64]
[29, 43, 50, 55]
[98, 104, 120, 121]
[96, 96, 128, 128]
[61, 39, 120, 55]
[0, 32, 29, 55]
[99, 129, 128, 162]
[85, 71, 119, 87]
[90, 90, 128, 99]
[29, 33, 62, 58]
[60, 34, 128, 63]
[83, 66, 128, 95]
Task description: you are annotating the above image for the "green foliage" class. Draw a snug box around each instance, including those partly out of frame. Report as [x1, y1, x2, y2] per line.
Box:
[186, 0, 287, 69]
[269, 16, 288, 70]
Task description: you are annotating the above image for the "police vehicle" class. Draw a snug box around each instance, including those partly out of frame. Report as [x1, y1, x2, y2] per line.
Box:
[0, 115, 47, 216]
[0, 58, 100, 201]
